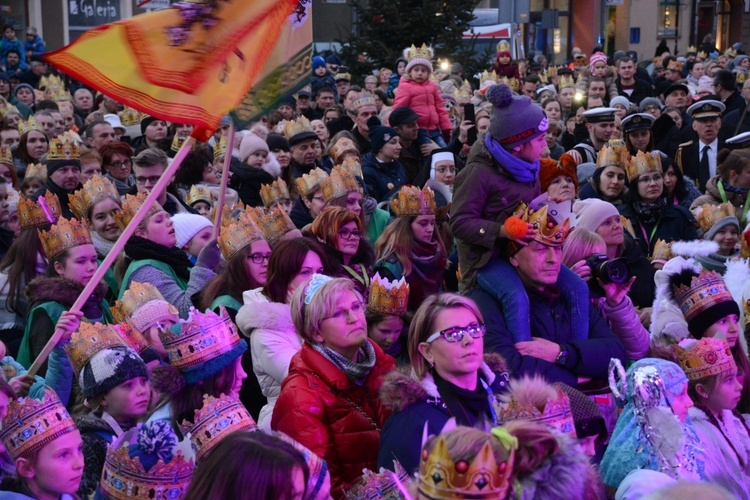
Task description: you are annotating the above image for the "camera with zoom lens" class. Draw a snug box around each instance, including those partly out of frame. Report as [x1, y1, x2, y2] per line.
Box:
[584, 254, 630, 284]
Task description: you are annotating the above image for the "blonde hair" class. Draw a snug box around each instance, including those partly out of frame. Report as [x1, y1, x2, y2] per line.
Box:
[408, 293, 483, 379]
[561, 228, 605, 268]
[291, 277, 363, 343]
[375, 216, 446, 277]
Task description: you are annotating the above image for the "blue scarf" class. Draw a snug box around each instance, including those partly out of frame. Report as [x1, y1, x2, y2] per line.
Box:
[484, 134, 540, 183]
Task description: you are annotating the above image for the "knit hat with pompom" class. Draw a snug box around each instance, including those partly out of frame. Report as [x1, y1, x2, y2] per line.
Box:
[486, 84, 548, 149]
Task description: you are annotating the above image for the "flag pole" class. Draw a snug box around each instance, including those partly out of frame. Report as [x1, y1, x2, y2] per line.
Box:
[27, 136, 197, 376]
[212, 122, 236, 239]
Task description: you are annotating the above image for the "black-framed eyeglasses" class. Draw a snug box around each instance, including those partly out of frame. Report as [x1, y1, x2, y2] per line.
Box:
[338, 228, 363, 240]
[426, 323, 486, 343]
[247, 253, 272, 264]
[135, 175, 162, 185]
[109, 159, 132, 169]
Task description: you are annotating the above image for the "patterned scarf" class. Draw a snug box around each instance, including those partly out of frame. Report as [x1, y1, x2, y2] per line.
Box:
[311, 340, 376, 386]
[633, 195, 668, 226]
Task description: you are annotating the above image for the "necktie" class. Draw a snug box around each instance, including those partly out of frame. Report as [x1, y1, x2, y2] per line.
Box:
[700, 144, 710, 176]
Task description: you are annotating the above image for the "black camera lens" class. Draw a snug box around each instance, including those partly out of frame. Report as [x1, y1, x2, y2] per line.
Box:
[598, 259, 629, 284]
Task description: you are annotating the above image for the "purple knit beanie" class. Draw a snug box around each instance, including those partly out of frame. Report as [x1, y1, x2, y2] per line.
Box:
[487, 84, 548, 149]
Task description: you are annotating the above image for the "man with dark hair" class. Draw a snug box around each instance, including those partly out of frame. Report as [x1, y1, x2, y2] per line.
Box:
[84, 120, 117, 151]
[713, 69, 743, 116]
[132, 148, 194, 215]
[389, 107, 423, 183]
[615, 57, 652, 105]
[326, 86, 359, 136]
[521, 75, 540, 100]
[314, 86, 336, 117]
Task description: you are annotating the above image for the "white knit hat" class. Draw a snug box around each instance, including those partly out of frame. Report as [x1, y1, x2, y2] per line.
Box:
[171, 213, 213, 249]
[238, 132, 269, 163]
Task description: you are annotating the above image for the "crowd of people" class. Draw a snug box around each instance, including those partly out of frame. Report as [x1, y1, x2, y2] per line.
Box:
[1, 20, 750, 500]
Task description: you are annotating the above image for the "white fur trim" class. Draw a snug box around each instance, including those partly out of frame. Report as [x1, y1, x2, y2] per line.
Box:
[670, 240, 719, 257]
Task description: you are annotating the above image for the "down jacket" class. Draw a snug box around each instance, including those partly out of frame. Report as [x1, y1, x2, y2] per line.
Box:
[271, 340, 395, 499]
[236, 288, 300, 431]
[593, 295, 650, 361]
[392, 77, 453, 132]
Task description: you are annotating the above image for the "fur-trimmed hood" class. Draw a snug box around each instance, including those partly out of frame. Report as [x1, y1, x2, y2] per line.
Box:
[379, 352, 507, 412]
[235, 288, 294, 337]
[25, 275, 107, 309]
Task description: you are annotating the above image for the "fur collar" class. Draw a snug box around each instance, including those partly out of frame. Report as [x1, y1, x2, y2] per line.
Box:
[425, 178, 452, 204]
[25, 275, 107, 308]
[235, 288, 294, 336]
[379, 353, 507, 412]
[261, 153, 282, 178]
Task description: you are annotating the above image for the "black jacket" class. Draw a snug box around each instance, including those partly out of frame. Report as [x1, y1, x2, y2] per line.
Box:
[675, 138, 726, 192]
[618, 201, 699, 256]
[616, 77, 653, 105]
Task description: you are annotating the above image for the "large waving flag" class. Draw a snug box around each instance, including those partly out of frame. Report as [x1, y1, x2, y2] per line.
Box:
[45, 0, 309, 140]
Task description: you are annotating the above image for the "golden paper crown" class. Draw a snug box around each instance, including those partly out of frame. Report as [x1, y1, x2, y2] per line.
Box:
[0, 389, 78, 461]
[453, 80, 473, 100]
[171, 134, 186, 153]
[667, 60, 684, 72]
[693, 202, 737, 234]
[322, 164, 361, 203]
[725, 48, 738, 58]
[512, 203, 571, 247]
[418, 433, 514, 500]
[245, 205, 296, 246]
[354, 95, 378, 110]
[625, 150, 661, 183]
[391, 186, 436, 217]
[480, 70, 499, 87]
[687, 45, 697, 53]
[260, 178, 291, 208]
[112, 282, 168, 324]
[0, 146, 11, 167]
[559, 74, 576, 89]
[38, 216, 92, 260]
[65, 322, 126, 376]
[621, 215, 636, 238]
[119, 107, 142, 127]
[101, 423, 195, 500]
[186, 185, 213, 207]
[18, 191, 61, 229]
[24, 162, 46, 181]
[497, 40, 511, 53]
[498, 386, 577, 437]
[213, 135, 227, 160]
[674, 337, 736, 381]
[547, 66, 559, 78]
[697, 51, 708, 60]
[111, 322, 152, 356]
[218, 210, 265, 260]
[329, 137, 359, 163]
[114, 192, 164, 230]
[406, 43, 433, 62]
[39, 74, 64, 91]
[498, 75, 519, 92]
[334, 72, 351, 81]
[179, 393, 258, 463]
[69, 175, 119, 221]
[47, 133, 81, 162]
[47, 86, 72, 102]
[596, 143, 628, 169]
[672, 270, 735, 323]
[295, 167, 329, 197]
[367, 273, 409, 316]
[738, 72, 748, 85]
[159, 307, 243, 372]
[18, 115, 44, 136]
[650, 239, 674, 262]
[0, 100, 19, 120]
[283, 115, 314, 140]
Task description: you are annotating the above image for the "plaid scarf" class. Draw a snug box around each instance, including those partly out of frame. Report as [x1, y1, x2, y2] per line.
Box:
[311, 340, 376, 386]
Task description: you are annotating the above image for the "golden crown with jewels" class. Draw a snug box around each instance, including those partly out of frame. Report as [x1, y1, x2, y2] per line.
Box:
[47, 133, 81, 162]
[650, 238, 674, 262]
[260, 178, 291, 208]
[18, 115, 44, 136]
[0, 146, 11, 167]
[283, 115, 315, 141]
[245, 205, 296, 247]
[114, 192, 164, 230]
[65, 322, 127, 376]
[367, 273, 409, 317]
[186, 185, 213, 207]
[218, 209, 265, 260]
[596, 142, 628, 169]
[213, 135, 227, 160]
[406, 43, 433, 62]
[329, 137, 359, 163]
[0, 389, 78, 461]
[692, 202, 737, 235]
[322, 163, 361, 203]
[674, 337, 736, 381]
[179, 393, 258, 463]
[498, 383, 577, 438]
[69, 174, 120, 221]
[119, 107, 142, 127]
[112, 281, 170, 324]
[625, 150, 661, 183]
[18, 191, 61, 229]
[672, 270, 735, 323]
[512, 203, 571, 247]
[38, 216, 92, 260]
[391, 185, 436, 217]
[24, 162, 46, 181]
[295, 167, 329, 197]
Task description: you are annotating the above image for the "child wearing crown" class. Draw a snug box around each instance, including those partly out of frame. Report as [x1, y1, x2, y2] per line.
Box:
[393, 44, 453, 148]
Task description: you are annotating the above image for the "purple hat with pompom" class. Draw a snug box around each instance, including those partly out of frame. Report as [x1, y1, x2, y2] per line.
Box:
[486, 83, 548, 149]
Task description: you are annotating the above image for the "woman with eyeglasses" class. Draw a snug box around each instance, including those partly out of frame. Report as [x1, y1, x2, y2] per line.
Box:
[236, 237, 330, 427]
[377, 292, 509, 475]
[99, 142, 135, 195]
[272, 275, 394, 498]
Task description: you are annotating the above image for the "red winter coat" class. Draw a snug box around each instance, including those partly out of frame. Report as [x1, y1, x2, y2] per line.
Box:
[271, 341, 395, 499]
[393, 77, 453, 132]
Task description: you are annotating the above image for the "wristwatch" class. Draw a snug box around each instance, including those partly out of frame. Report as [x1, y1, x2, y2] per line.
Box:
[555, 348, 569, 367]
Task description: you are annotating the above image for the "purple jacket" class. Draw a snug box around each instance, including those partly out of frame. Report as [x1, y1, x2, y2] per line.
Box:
[595, 296, 650, 361]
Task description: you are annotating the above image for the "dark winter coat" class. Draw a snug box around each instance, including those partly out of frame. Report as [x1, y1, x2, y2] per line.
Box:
[271, 341, 395, 499]
[290, 197, 314, 229]
[619, 233, 657, 309]
[361, 152, 408, 202]
[229, 158, 278, 208]
[615, 77, 653, 105]
[77, 414, 133, 497]
[618, 202, 699, 256]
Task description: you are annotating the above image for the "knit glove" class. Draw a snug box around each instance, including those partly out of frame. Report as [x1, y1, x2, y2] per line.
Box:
[195, 239, 221, 270]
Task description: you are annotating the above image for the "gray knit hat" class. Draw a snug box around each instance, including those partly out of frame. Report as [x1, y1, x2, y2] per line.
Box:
[80, 346, 148, 400]
[486, 84, 548, 149]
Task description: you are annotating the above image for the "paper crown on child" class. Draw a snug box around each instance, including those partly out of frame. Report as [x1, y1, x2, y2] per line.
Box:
[115, 192, 164, 230]
[498, 378, 577, 438]
[391, 186, 436, 217]
[212, 135, 228, 160]
[18, 115, 44, 136]
[0, 101, 19, 121]
[322, 162, 361, 203]
[38, 216, 92, 260]
[186, 184, 213, 207]
[101, 420, 195, 500]
[497, 75, 519, 92]
[24, 162, 46, 181]
[650, 239, 674, 263]
[349, 461, 412, 500]
[405, 43, 433, 62]
[112, 281, 178, 326]
[596, 142, 628, 169]
[179, 393, 258, 463]
[329, 137, 360, 163]
[670, 269, 739, 337]
[119, 107, 142, 127]
[497, 40, 511, 54]
[625, 150, 661, 183]
[367, 273, 409, 317]
[69, 174, 120, 221]
[245, 205, 296, 247]
[47, 86, 72, 102]
[692, 202, 737, 235]
[479, 70, 499, 90]
[65, 321, 127, 376]
[218, 209, 265, 260]
[111, 322, 152, 357]
[39, 74, 64, 91]
[159, 306, 247, 385]
[452, 80, 473, 100]
[511, 202, 571, 248]
[260, 178, 291, 208]
[296, 167, 329, 197]
[18, 191, 61, 229]
[674, 337, 736, 381]
[0, 389, 78, 461]
[47, 133, 81, 162]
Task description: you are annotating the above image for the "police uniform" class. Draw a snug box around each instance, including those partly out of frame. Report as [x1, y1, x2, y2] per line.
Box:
[675, 100, 726, 192]
[574, 107, 619, 163]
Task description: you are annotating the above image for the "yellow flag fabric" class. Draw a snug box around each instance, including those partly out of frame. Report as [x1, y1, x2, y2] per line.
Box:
[46, 0, 299, 140]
